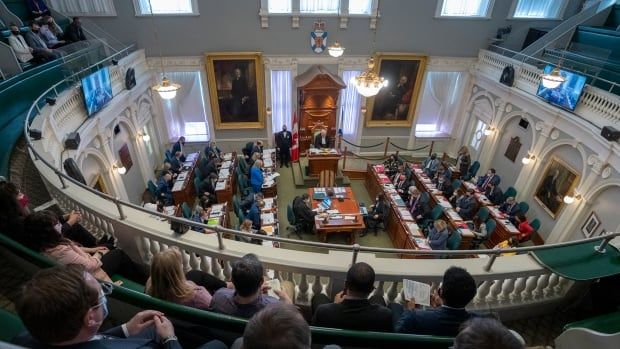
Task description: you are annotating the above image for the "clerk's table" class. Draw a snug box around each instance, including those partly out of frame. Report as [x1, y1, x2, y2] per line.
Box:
[309, 187, 365, 244]
[307, 148, 341, 176]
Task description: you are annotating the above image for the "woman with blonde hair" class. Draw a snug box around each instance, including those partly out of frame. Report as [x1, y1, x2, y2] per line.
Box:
[457, 145, 471, 178]
[427, 219, 449, 250]
[146, 248, 226, 309]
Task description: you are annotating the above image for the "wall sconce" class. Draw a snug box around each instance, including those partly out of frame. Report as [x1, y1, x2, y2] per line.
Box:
[521, 153, 536, 165]
[360, 106, 367, 114]
[483, 127, 496, 136]
[266, 107, 272, 116]
[563, 193, 582, 205]
[113, 163, 127, 175]
[138, 132, 150, 142]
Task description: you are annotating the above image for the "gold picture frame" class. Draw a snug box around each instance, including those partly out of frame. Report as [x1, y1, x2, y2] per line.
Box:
[90, 174, 107, 194]
[365, 53, 428, 127]
[205, 52, 266, 129]
[534, 156, 580, 219]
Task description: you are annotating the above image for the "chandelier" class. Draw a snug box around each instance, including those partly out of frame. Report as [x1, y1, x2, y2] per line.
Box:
[353, 58, 388, 97]
[149, 0, 180, 99]
[327, 41, 345, 58]
[540, 66, 565, 89]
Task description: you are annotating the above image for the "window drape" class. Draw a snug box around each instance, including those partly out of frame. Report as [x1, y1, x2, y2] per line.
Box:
[159, 71, 210, 142]
[441, 0, 491, 16]
[513, 0, 562, 18]
[137, 0, 193, 14]
[270, 70, 293, 134]
[340, 70, 363, 151]
[349, 0, 372, 14]
[300, 0, 339, 13]
[268, 0, 292, 13]
[416, 71, 466, 136]
[48, 0, 116, 15]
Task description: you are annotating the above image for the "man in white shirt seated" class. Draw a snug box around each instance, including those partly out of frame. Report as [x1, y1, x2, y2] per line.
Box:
[313, 129, 331, 149]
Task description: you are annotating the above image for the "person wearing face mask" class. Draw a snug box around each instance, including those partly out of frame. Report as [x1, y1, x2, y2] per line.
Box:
[7, 23, 47, 64]
[14, 264, 228, 349]
[476, 168, 500, 191]
[455, 189, 476, 220]
[275, 125, 292, 167]
[361, 194, 388, 237]
[39, 17, 66, 48]
[422, 153, 440, 177]
[24, 22, 61, 61]
[435, 175, 454, 198]
[23, 210, 148, 284]
[204, 140, 221, 160]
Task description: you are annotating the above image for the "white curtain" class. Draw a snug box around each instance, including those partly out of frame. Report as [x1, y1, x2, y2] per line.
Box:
[513, 0, 562, 18]
[349, 0, 372, 14]
[137, 0, 193, 14]
[48, 0, 116, 15]
[428, 71, 464, 134]
[270, 70, 293, 134]
[300, 0, 339, 13]
[340, 70, 363, 150]
[268, 0, 292, 13]
[159, 71, 210, 141]
[441, 0, 490, 16]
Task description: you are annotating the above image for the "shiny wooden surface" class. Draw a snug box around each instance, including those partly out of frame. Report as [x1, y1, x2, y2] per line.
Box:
[309, 187, 364, 244]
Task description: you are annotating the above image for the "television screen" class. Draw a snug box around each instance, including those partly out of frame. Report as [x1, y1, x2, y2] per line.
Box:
[81, 67, 113, 116]
[536, 65, 586, 111]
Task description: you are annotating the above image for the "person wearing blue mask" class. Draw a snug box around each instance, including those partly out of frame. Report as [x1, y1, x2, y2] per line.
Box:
[14, 264, 227, 349]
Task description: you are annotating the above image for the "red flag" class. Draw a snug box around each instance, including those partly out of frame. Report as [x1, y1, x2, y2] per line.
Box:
[291, 111, 299, 162]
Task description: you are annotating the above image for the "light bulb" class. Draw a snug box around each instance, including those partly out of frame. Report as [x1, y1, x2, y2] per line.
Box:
[563, 195, 574, 204]
[521, 157, 531, 165]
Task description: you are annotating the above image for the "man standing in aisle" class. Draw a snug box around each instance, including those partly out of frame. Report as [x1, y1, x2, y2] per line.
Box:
[276, 125, 292, 167]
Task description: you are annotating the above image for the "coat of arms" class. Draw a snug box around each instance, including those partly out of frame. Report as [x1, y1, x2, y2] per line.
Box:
[310, 21, 327, 54]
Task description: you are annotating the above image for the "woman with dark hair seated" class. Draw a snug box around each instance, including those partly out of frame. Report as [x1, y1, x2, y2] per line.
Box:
[23, 210, 148, 284]
[146, 248, 228, 309]
[0, 181, 28, 242]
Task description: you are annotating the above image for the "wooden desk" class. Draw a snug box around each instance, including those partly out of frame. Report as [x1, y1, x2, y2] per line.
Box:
[172, 152, 200, 205]
[309, 187, 364, 244]
[215, 152, 237, 211]
[365, 164, 431, 258]
[307, 149, 341, 176]
[261, 148, 278, 198]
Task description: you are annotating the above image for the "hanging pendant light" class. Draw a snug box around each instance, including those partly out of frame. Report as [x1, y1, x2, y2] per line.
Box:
[152, 76, 180, 100]
[353, 58, 388, 97]
[541, 66, 565, 89]
[328, 41, 345, 58]
[148, 0, 181, 99]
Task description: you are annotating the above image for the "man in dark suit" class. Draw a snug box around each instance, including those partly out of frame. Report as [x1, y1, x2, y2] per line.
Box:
[293, 193, 316, 234]
[198, 156, 218, 178]
[311, 262, 393, 332]
[169, 151, 183, 175]
[362, 194, 389, 237]
[246, 199, 263, 230]
[198, 173, 218, 197]
[204, 141, 221, 160]
[65, 17, 87, 43]
[485, 182, 504, 205]
[394, 266, 478, 336]
[455, 189, 476, 220]
[435, 175, 454, 198]
[156, 171, 173, 205]
[313, 129, 331, 149]
[23, 22, 60, 61]
[394, 174, 410, 200]
[241, 192, 263, 214]
[476, 168, 500, 191]
[275, 125, 292, 167]
[171, 136, 186, 162]
[499, 197, 520, 224]
[13, 264, 226, 349]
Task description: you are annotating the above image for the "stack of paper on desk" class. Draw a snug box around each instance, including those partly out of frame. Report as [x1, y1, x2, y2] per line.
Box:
[172, 181, 184, 191]
[223, 153, 232, 161]
[261, 213, 275, 225]
[215, 181, 226, 191]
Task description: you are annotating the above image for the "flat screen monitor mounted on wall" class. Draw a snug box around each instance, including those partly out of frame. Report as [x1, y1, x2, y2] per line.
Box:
[536, 65, 586, 112]
[81, 66, 113, 116]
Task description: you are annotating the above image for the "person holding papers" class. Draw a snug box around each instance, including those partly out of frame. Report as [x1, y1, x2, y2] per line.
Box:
[250, 159, 264, 193]
[394, 267, 478, 336]
[313, 128, 332, 149]
[361, 194, 389, 237]
[427, 219, 449, 250]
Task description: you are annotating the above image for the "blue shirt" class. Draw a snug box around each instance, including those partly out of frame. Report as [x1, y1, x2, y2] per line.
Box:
[250, 166, 264, 188]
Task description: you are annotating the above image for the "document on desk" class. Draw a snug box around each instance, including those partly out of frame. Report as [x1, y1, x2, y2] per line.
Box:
[263, 158, 273, 167]
[261, 213, 275, 225]
[223, 153, 232, 161]
[403, 279, 431, 306]
[215, 181, 226, 191]
[220, 161, 232, 169]
[172, 181, 184, 191]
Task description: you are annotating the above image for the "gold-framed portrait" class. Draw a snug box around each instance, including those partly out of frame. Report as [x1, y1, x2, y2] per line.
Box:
[534, 156, 580, 219]
[205, 52, 266, 129]
[365, 53, 427, 127]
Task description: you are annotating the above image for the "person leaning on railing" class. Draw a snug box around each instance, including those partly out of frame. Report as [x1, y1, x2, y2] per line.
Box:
[22, 210, 149, 285]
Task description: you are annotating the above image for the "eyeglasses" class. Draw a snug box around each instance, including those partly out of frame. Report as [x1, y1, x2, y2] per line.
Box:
[91, 281, 113, 309]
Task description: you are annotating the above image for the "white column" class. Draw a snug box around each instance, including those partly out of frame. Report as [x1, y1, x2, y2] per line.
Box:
[476, 100, 506, 171]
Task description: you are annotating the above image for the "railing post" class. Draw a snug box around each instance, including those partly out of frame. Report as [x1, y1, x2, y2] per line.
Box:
[337, 134, 342, 151]
[114, 197, 126, 220]
[351, 243, 360, 266]
[57, 172, 67, 189]
[429, 141, 435, 156]
[342, 146, 348, 170]
[594, 235, 613, 253]
[483, 252, 499, 271]
[216, 227, 225, 250]
[384, 137, 390, 157]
